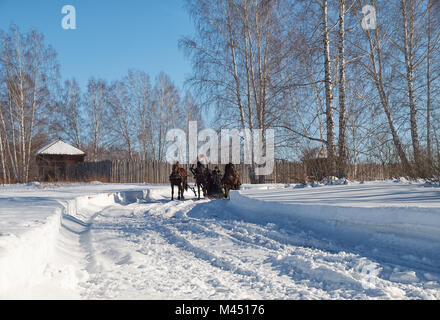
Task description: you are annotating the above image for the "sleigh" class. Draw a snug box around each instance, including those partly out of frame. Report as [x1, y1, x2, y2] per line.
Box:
[206, 177, 227, 199]
[188, 164, 241, 200]
[188, 174, 227, 199]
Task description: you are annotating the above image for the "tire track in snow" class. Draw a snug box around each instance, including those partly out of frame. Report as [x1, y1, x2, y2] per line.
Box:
[151, 206, 388, 298]
[76, 189, 440, 300]
[145, 197, 440, 299]
[78, 199, 329, 299]
[139, 201, 323, 299]
[188, 198, 440, 299]
[130, 199, 383, 298]
[205, 209, 439, 299]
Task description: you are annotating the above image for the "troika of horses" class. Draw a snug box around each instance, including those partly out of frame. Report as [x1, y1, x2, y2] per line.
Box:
[169, 161, 241, 200]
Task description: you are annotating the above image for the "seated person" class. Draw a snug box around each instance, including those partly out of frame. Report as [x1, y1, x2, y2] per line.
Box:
[212, 166, 221, 176]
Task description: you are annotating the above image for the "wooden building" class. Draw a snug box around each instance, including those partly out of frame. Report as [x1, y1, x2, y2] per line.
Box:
[36, 139, 86, 181]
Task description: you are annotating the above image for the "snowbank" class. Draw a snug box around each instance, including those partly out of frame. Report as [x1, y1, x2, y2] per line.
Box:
[0, 209, 62, 297]
[0, 185, 151, 298]
[228, 182, 440, 262]
[230, 190, 440, 242]
[230, 191, 440, 243]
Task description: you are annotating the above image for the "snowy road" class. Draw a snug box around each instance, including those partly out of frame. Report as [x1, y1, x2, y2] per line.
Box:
[1, 182, 440, 299]
[69, 187, 440, 300]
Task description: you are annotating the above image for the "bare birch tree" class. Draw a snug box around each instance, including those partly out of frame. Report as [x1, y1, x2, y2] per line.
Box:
[399, 0, 423, 173]
[84, 78, 111, 162]
[55, 79, 83, 148]
[337, 0, 348, 178]
[354, 0, 412, 174]
[181, 0, 296, 181]
[107, 80, 135, 160]
[151, 72, 181, 162]
[0, 25, 59, 182]
[125, 70, 153, 162]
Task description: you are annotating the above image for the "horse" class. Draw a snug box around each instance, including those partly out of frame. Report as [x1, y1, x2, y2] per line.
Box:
[169, 163, 188, 200]
[221, 163, 241, 198]
[190, 163, 209, 200]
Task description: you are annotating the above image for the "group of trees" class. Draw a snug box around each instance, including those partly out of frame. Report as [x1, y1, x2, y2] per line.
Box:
[1, 0, 440, 183]
[53, 71, 202, 163]
[0, 25, 203, 183]
[0, 26, 58, 183]
[181, 0, 440, 179]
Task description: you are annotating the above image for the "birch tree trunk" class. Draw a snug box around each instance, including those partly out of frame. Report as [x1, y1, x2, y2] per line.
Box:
[322, 0, 336, 177]
[0, 102, 19, 182]
[240, 0, 256, 183]
[0, 131, 6, 183]
[224, 0, 257, 183]
[360, 5, 411, 175]
[337, 0, 348, 178]
[426, 0, 433, 172]
[25, 32, 42, 182]
[400, 0, 422, 175]
[86, 79, 107, 162]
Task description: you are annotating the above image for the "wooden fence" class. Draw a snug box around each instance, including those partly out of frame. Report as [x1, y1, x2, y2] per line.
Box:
[66, 160, 269, 184]
[64, 159, 407, 184]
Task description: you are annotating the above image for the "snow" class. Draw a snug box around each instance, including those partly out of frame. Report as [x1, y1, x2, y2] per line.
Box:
[0, 180, 439, 299]
[0, 182, 154, 298]
[36, 139, 85, 155]
[230, 181, 440, 243]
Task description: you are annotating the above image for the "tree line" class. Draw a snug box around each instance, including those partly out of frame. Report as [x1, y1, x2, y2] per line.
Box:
[1, 0, 440, 183]
[181, 0, 440, 180]
[0, 25, 203, 183]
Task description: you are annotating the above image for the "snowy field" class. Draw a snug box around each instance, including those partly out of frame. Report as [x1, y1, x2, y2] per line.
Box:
[0, 180, 439, 299]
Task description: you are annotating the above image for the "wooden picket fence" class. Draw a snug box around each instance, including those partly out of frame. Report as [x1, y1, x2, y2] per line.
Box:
[64, 159, 407, 184]
[66, 160, 270, 184]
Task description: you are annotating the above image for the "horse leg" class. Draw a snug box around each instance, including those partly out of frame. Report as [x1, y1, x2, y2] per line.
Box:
[204, 181, 209, 197]
[180, 183, 184, 200]
[171, 184, 174, 200]
[224, 185, 230, 199]
[182, 180, 186, 199]
[197, 183, 201, 200]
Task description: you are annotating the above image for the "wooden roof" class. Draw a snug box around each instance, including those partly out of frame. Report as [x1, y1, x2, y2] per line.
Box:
[36, 139, 85, 156]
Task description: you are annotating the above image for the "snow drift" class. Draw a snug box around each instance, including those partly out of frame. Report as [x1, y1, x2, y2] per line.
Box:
[228, 182, 440, 274]
[229, 190, 440, 243]
[1, 181, 439, 299]
[0, 187, 149, 299]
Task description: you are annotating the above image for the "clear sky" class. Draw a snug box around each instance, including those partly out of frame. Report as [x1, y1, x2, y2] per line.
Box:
[0, 0, 195, 91]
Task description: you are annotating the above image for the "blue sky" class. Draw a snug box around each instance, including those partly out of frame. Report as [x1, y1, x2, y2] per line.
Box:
[0, 0, 195, 91]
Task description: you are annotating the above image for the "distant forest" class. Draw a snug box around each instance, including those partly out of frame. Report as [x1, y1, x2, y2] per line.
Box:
[1, 0, 440, 183]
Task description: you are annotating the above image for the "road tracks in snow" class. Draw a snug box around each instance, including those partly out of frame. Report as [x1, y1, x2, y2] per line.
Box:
[72, 189, 440, 300]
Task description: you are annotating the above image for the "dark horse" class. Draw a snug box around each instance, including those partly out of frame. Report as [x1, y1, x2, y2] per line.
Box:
[190, 162, 209, 200]
[169, 162, 188, 200]
[222, 163, 241, 198]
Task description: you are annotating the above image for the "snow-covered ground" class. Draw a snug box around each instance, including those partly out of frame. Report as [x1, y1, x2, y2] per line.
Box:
[0, 180, 439, 299]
